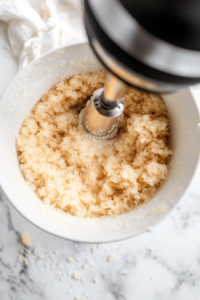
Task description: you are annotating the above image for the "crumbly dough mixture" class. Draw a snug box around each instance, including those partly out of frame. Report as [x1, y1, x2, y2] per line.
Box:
[16, 71, 172, 218]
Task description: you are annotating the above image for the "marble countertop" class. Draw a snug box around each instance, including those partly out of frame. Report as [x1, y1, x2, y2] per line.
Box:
[1, 21, 200, 300]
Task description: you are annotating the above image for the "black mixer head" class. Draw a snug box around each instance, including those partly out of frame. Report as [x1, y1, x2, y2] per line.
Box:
[84, 0, 200, 93]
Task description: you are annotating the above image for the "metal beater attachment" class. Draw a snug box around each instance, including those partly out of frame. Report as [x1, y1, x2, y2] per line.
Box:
[82, 74, 127, 139]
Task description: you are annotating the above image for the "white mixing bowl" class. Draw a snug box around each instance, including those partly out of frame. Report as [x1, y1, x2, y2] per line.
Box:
[0, 42, 200, 243]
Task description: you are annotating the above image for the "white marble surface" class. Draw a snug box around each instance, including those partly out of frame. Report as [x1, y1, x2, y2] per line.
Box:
[1, 20, 200, 300]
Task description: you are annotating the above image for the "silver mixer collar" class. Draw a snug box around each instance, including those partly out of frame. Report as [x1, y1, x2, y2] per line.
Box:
[82, 75, 127, 139]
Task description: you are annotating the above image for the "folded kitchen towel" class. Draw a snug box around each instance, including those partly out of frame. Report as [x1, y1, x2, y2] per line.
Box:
[0, 0, 86, 69]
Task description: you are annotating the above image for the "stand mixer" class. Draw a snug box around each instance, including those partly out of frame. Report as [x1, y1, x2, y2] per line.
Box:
[82, 0, 200, 139]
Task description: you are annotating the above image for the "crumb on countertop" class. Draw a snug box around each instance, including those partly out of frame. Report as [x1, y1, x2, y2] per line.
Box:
[73, 272, 80, 280]
[82, 264, 87, 269]
[17, 255, 23, 262]
[67, 257, 74, 263]
[24, 258, 29, 265]
[21, 231, 31, 247]
[107, 254, 116, 261]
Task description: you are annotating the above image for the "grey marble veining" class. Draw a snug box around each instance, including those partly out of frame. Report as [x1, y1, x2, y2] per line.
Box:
[1, 21, 200, 300]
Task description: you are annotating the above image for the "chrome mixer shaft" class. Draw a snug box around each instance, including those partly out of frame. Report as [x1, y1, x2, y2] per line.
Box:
[82, 74, 127, 139]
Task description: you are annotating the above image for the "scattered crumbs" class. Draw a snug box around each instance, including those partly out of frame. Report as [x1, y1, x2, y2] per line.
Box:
[82, 264, 88, 269]
[147, 205, 166, 216]
[132, 215, 144, 221]
[67, 257, 74, 263]
[190, 273, 193, 276]
[25, 249, 31, 254]
[19, 249, 24, 254]
[93, 278, 98, 283]
[24, 258, 29, 265]
[18, 255, 23, 262]
[73, 272, 80, 280]
[147, 227, 153, 232]
[107, 254, 116, 262]
[21, 231, 31, 247]
[91, 246, 96, 253]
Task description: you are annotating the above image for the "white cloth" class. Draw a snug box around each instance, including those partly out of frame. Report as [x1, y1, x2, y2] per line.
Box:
[0, 0, 86, 69]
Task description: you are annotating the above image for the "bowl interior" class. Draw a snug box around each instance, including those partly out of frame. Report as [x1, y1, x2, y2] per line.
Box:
[0, 42, 199, 243]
